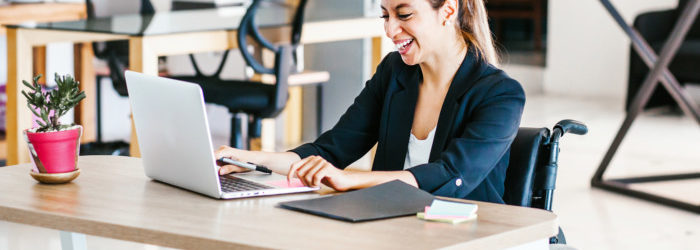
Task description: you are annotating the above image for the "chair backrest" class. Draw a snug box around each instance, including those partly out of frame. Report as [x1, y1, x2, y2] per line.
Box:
[237, 0, 308, 75]
[233, 0, 308, 117]
[503, 127, 550, 208]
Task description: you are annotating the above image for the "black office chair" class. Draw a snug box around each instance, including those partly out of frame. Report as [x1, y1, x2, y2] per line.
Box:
[504, 119, 588, 244]
[80, 0, 155, 156]
[627, 0, 700, 111]
[169, 0, 327, 149]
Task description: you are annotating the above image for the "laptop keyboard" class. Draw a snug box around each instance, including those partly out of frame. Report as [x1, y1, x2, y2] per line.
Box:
[220, 175, 273, 192]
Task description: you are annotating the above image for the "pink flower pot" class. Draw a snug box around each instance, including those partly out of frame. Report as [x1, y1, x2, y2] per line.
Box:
[23, 126, 82, 174]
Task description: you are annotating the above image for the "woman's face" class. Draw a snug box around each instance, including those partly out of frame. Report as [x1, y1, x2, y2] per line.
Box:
[381, 0, 447, 66]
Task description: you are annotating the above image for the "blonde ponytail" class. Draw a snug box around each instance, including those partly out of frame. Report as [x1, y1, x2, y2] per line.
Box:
[429, 0, 499, 66]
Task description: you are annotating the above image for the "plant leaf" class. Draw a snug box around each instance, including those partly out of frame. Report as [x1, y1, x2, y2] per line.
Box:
[40, 109, 50, 126]
[22, 80, 34, 89]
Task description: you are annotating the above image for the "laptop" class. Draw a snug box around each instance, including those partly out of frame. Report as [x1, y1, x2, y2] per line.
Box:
[124, 70, 319, 199]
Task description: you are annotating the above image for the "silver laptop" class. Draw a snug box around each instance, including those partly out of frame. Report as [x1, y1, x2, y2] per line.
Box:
[125, 71, 319, 199]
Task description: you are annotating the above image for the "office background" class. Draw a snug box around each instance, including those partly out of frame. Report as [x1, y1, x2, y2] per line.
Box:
[0, 0, 698, 249]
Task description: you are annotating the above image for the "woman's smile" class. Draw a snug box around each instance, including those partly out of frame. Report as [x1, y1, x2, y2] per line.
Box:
[395, 38, 415, 55]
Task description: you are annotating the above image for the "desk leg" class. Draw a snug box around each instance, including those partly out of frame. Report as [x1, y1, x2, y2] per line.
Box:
[284, 86, 303, 146]
[32, 46, 46, 82]
[259, 49, 283, 151]
[368, 36, 385, 162]
[128, 37, 159, 157]
[6, 28, 34, 165]
[59, 231, 87, 250]
[73, 43, 97, 143]
[371, 37, 383, 75]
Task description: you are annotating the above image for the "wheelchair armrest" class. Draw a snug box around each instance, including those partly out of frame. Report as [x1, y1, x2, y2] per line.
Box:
[554, 119, 588, 136]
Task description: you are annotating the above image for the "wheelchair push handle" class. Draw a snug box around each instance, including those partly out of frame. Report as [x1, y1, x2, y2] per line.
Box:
[554, 119, 588, 136]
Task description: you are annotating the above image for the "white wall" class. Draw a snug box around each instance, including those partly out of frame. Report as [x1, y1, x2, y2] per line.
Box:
[545, 0, 677, 99]
[304, 0, 372, 132]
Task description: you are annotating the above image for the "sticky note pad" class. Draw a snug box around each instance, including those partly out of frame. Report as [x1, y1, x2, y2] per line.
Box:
[426, 199, 478, 217]
[417, 212, 477, 224]
[266, 179, 306, 188]
[422, 207, 467, 219]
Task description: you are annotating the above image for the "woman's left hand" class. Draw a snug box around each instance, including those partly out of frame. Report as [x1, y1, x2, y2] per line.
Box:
[287, 156, 355, 191]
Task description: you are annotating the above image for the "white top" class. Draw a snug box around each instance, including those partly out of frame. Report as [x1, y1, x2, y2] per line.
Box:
[403, 127, 437, 170]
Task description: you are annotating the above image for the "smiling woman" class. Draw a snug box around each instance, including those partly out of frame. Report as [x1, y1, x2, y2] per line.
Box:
[216, 0, 525, 203]
[383, 0, 498, 67]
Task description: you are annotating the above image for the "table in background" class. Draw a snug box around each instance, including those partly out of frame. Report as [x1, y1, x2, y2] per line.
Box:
[592, 0, 700, 214]
[6, 5, 386, 165]
[0, 2, 87, 161]
[0, 2, 86, 35]
[0, 156, 558, 249]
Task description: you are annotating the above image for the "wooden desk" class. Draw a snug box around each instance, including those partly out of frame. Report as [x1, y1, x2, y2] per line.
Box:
[5, 7, 386, 165]
[0, 156, 558, 249]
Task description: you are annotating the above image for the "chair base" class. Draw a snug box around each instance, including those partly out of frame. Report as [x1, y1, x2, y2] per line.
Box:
[231, 113, 248, 149]
[230, 113, 263, 150]
[591, 173, 700, 214]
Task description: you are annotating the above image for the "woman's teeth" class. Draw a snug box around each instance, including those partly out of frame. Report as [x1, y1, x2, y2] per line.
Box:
[396, 39, 413, 50]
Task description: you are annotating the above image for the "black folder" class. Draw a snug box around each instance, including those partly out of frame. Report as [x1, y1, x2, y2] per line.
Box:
[279, 180, 435, 222]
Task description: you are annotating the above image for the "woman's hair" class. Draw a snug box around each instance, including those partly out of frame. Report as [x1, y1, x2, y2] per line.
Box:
[428, 0, 499, 66]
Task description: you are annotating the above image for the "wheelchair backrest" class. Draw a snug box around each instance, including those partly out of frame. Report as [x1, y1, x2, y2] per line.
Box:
[504, 127, 550, 207]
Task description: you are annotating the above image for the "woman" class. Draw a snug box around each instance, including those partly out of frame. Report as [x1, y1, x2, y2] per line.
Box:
[216, 0, 525, 203]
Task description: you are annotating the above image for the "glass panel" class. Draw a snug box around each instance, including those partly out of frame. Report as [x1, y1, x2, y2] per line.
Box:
[10, 5, 293, 36]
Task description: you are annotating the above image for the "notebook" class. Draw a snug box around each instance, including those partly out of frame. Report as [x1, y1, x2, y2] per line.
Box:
[279, 180, 435, 222]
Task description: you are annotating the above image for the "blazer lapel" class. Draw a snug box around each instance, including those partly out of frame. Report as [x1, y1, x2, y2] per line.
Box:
[380, 65, 420, 171]
[429, 48, 489, 161]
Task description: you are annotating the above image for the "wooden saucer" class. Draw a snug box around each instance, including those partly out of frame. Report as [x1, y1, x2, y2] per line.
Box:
[30, 169, 80, 184]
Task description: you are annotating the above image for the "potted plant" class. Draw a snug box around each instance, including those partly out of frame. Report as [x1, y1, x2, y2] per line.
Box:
[22, 73, 86, 184]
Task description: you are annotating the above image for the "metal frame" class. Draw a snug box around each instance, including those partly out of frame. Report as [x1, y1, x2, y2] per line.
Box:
[591, 0, 700, 214]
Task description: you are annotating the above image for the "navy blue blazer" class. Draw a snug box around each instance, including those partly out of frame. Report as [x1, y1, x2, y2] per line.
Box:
[290, 49, 525, 203]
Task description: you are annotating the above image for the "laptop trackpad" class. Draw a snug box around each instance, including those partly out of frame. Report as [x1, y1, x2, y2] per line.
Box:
[234, 172, 307, 188]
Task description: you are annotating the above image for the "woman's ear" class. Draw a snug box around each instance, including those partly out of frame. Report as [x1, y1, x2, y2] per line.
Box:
[441, 0, 458, 26]
[442, 0, 458, 22]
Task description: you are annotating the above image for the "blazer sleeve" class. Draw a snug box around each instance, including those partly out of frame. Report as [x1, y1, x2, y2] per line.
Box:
[406, 77, 525, 198]
[288, 54, 394, 168]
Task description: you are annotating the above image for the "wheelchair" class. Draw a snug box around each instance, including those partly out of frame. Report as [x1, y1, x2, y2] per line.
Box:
[504, 119, 588, 244]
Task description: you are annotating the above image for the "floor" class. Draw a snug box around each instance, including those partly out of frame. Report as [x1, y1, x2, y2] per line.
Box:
[520, 95, 700, 250]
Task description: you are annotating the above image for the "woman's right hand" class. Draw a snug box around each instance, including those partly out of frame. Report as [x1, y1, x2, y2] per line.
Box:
[214, 145, 252, 175]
